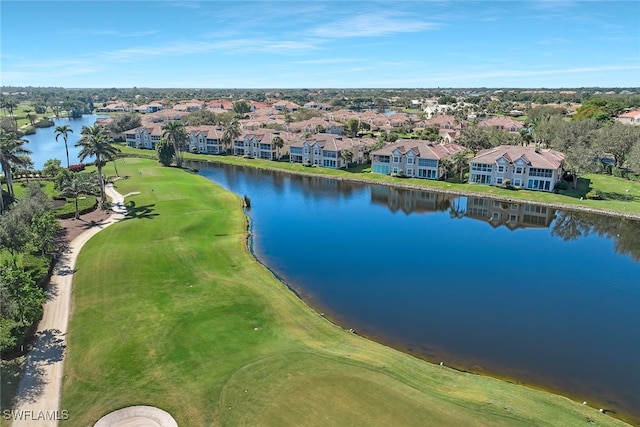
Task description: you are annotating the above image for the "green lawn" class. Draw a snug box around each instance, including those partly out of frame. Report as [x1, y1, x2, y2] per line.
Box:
[118, 144, 640, 218]
[59, 157, 631, 426]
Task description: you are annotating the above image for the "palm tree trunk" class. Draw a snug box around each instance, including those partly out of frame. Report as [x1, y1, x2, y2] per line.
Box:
[0, 188, 4, 213]
[97, 164, 106, 203]
[113, 158, 119, 177]
[74, 196, 79, 219]
[65, 141, 70, 169]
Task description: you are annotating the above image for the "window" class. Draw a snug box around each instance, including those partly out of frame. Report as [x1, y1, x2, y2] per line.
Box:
[515, 166, 523, 174]
[393, 156, 400, 163]
[393, 167, 398, 174]
[406, 168, 413, 175]
[418, 158, 438, 168]
[514, 179, 521, 186]
[407, 157, 414, 164]
[496, 177, 503, 184]
[498, 165, 505, 173]
[303, 147, 309, 154]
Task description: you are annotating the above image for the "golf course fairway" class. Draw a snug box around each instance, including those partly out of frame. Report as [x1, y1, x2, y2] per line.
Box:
[60, 158, 629, 426]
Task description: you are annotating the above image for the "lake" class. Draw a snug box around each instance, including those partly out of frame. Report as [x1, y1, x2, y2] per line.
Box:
[22, 114, 108, 170]
[195, 161, 640, 424]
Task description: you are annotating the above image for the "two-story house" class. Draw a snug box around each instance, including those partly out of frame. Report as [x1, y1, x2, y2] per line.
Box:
[468, 145, 565, 192]
[187, 126, 225, 154]
[289, 134, 374, 168]
[233, 130, 284, 160]
[371, 139, 467, 179]
[124, 125, 163, 149]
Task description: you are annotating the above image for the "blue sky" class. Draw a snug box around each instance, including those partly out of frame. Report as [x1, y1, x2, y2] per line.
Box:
[1, 1, 639, 88]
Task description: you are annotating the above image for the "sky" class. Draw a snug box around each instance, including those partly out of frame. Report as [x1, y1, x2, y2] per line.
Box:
[1, 0, 639, 89]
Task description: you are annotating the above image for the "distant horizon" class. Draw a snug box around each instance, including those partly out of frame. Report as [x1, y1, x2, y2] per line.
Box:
[3, 86, 639, 91]
[2, 1, 639, 88]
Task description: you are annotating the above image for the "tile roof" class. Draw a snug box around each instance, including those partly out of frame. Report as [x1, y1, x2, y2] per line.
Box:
[372, 139, 467, 159]
[471, 145, 564, 169]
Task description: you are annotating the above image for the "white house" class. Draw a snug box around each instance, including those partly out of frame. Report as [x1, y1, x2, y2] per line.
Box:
[371, 139, 467, 179]
[468, 145, 565, 192]
[187, 126, 225, 154]
[233, 130, 285, 160]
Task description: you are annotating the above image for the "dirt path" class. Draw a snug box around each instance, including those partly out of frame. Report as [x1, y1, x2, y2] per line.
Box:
[11, 185, 127, 427]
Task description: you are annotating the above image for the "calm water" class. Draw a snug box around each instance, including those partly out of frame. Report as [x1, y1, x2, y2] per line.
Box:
[22, 115, 107, 169]
[195, 161, 640, 423]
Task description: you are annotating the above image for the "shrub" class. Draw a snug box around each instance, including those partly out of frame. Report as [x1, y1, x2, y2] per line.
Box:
[555, 181, 569, 190]
[68, 164, 86, 172]
[585, 189, 603, 200]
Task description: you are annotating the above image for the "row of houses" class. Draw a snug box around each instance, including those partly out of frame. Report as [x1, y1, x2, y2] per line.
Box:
[370, 141, 565, 192]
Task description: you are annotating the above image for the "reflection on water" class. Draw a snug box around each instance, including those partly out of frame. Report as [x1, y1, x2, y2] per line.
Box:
[193, 160, 640, 423]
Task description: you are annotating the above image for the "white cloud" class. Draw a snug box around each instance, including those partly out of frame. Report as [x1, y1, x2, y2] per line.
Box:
[310, 12, 440, 38]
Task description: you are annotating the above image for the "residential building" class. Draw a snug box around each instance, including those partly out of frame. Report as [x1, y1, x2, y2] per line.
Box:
[370, 139, 467, 179]
[616, 110, 640, 125]
[289, 134, 374, 168]
[124, 125, 163, 149]
[233, 130, 285, 160]
[468, 145, 564, 192]
[187, 126, 225, 154]
[478, 116, 524, 133]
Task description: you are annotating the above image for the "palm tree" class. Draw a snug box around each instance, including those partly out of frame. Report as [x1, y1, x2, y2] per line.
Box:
[55, 124, 74, 168]
[76, 125, 120, 203]
[271, 135, 284, 160]
[223, 119, 241, 155]
[0, 130, 32, 198]
[340, 149, 354, 168]
[59, 172, 99, 219]
[162, 121, 188, 167]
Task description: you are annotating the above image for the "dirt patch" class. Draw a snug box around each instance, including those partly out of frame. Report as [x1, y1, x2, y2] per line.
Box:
[58, 208, 114, 243]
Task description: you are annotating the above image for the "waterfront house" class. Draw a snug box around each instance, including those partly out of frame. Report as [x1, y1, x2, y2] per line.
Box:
[233, 130, 286, 160]
[468, 145, 564, 192]
[289, 134, 374, 168]
[187, 126, 225, 154]
[124, 125, 163, 149]
[370, 139, 467, 179]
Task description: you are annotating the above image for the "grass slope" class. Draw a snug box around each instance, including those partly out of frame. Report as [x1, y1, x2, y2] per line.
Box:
[60, 158, 630, 426]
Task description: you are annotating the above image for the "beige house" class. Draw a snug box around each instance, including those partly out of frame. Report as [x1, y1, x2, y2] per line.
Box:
[289, 134, 374, 168]
[468, 145, 564, 192]
[616, 110, 640, 125]
[371, 139, 467, 179]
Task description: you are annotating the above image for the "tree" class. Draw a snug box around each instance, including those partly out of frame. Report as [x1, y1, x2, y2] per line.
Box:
[107, 112, 142, 135]
[222, 119, 241, 154]
[271, 135, 284, 160]
[593, 122, 640, 169]
[42, 158, 63, 178]
[340, 149, 354, 168]
[30, 211, 60, 256]
[162, 121, 188, 167]
[456, 125, 492, 152]
[0, 130, 32, 197]
[183, 109, 216, 126]
[156, 137, 175, 166]
[346, 118, 359, 137]
[1, 98, 18, 127]
[76, 125, 120, 203]
[55, 124, 74, 168]
[58, 171, 100, 219]
[233, 100, 251, 116]
[550, 119, 601, 188]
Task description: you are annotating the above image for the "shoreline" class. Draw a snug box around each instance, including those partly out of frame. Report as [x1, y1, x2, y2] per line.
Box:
[176, 155, 640, 221]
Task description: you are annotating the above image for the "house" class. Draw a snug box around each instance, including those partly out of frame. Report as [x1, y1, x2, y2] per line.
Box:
[468, 145, 564, 192]
[303, 101, 331, 110]
[132, 102, 163, 114]
[478, 116, 524, 133]
[287, 117, 344, 135]
[272, 101, 301, 112]
[616, 110, 640, 125]
[124, 125, 163, 149]
[187, 126, 225, 154]
[370, 139, 467, 179]
[289, 134, 374, 168]
[233, 130, 285, 160]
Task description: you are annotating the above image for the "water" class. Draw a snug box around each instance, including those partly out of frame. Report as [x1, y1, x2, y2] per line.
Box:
[21, 115, 107, 170]
[195, 161, 640, 423]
